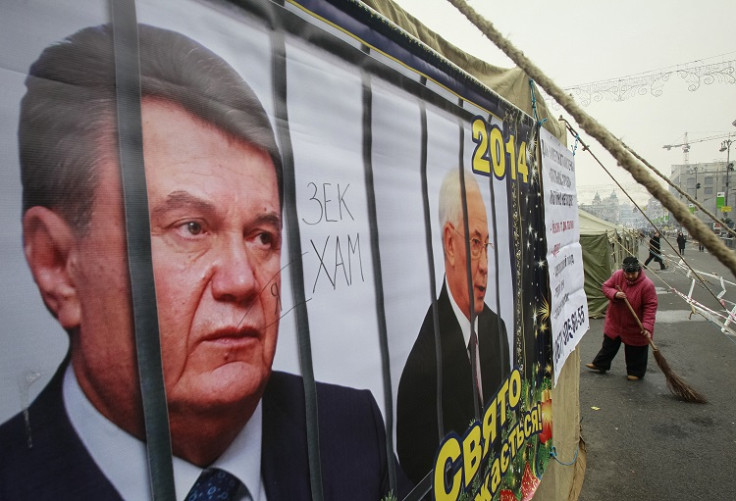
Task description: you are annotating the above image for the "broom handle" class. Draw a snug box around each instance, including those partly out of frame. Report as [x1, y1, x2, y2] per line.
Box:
[615, 285, 658, 350]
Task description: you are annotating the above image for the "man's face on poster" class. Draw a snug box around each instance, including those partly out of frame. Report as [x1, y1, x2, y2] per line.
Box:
[54, 99, 282, 423]
[445, 185, 489, 319]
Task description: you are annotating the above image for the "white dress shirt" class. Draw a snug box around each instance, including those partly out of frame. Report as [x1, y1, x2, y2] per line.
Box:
[446, 278, 483, 397]
[63, 365, 267, 500]
[446, 277, 480, 355]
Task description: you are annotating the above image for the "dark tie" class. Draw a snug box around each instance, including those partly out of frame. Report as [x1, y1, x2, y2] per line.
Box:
[186, 468, 244, 501]
[468, 331, 483, 402]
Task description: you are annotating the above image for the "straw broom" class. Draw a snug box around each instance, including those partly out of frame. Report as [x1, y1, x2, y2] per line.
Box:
[617, 286, 707, 403]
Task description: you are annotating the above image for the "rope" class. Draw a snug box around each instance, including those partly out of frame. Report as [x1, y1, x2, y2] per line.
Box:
[607, 227, 736, 342]
[549, 444, 579, 467]
[571, 132, 580, 157]
[623, 144, 736, 241]
[528, 79, 547, 127]
[445, 0, 736, 281]
[556, 118, 730, 311]
[552, 118, 736, 339]
[609, 231, 736, 342]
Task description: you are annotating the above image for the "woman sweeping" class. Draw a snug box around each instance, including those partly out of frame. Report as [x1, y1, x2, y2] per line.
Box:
[586, 257, 658, 380]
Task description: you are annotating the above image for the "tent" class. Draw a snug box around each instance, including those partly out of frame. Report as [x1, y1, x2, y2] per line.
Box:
[358, 3, 588, 498]
[579, 209, 640, 318]
[0, 2, 580, 500]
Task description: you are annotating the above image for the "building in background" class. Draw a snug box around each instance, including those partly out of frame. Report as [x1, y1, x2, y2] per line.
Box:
[670, 161, 734, 229]
[579, 191, 649, 229]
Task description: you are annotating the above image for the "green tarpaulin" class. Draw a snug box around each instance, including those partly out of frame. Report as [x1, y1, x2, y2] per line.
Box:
[579, 210, 640, 318]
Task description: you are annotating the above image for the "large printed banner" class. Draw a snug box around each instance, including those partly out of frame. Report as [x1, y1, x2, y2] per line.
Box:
[0, 1, 554, 499]
[540, 128, 589, 385]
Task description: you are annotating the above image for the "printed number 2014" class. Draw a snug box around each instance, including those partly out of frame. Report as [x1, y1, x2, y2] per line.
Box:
[471, 117, 528, 183]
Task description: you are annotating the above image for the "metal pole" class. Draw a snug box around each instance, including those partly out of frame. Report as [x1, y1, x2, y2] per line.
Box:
[722, 137, 733, 211]
[727, 142, 731, 207]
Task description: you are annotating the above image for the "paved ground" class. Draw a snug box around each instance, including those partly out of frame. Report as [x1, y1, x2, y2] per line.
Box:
[576, 242, 736, 500]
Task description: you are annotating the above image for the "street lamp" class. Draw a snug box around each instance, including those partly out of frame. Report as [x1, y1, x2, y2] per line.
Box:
[718, 119, 736, 224]
[663, 134, 691, 199]
[719, 138, 733, 206]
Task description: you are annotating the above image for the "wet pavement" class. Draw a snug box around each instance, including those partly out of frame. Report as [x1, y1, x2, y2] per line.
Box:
[576, 243, 736, 500]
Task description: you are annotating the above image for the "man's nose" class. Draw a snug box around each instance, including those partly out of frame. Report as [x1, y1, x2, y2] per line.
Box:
[477, 249, 488, 273]
[211, 238, 259, 303]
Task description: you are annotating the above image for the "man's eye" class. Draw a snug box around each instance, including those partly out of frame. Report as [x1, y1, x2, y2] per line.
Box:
[249, 230, 281, 253]
[173, 220, 206, 238]
[185, 221, 203, 235]
[257, 231, 274, 247]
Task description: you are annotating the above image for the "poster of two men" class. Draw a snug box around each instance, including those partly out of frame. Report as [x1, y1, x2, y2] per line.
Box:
[0, 1, 552, 499]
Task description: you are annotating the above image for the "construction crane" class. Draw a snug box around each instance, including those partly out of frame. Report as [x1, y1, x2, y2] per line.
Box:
[663, 132, 734, 200]
[663, 131, 734, 161]
[664, 132, 693, 198]
[663, 131, 690, 164]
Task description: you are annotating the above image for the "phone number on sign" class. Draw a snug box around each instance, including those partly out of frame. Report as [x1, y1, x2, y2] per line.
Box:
[554, 305, 585, 356]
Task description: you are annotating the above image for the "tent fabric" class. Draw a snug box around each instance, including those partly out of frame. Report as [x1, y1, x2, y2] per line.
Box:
[360, 0, 566, 143]
[357, 1, 576, 499]
[578, 208, 619, 235]
[581, 232, 613, 318]
[578, 210, 640, 318]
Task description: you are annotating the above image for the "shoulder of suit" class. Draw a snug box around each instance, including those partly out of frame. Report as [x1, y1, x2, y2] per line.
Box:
[267, 371, 371, 403]
[0, 409, 28, 454]
[480, 302, 505, 326]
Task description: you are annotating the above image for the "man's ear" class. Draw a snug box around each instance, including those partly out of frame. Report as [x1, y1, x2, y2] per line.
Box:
[443, 223, 456, 266]
[22, 206, 81, 329]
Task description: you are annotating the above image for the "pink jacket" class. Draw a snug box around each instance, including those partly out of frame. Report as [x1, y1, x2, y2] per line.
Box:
[602, 268, 657, 346]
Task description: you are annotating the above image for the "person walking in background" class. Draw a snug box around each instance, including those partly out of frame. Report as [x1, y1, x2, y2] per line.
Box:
[586, 257, 658, 380]
[644, 231, 666, 270]
[676, 231, 687, 256]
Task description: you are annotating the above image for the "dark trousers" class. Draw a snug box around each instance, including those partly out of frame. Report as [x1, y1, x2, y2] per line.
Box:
[644, 252, 665, 269]
[592, 334, 649, 378]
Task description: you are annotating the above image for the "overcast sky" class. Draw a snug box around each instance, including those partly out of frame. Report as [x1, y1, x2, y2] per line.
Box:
[392, 0, 736, 205]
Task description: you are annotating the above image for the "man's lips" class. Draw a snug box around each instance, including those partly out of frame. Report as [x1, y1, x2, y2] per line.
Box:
[200, 326, 261, 345]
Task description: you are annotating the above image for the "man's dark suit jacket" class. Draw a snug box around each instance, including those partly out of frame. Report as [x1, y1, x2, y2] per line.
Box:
[396, 284, 510, 485]
[0, 359, 410, 500]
